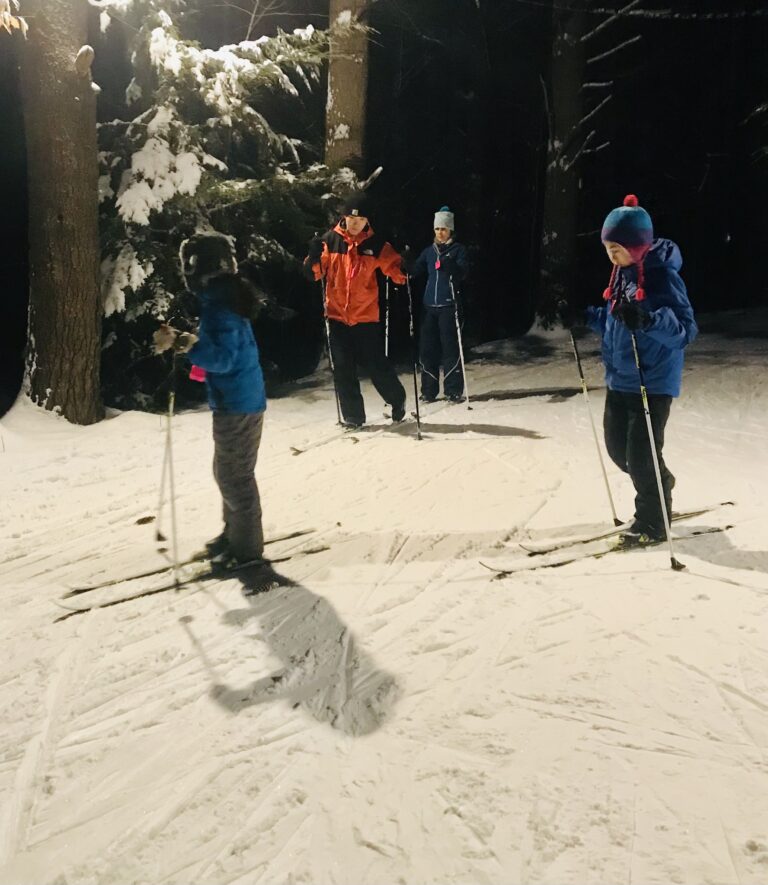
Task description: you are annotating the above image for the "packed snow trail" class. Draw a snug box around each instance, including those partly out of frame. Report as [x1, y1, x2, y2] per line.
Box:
[1, 314, 767, 885]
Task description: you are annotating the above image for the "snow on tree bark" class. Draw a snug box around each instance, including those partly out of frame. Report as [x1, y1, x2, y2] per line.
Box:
[325, 0, 368, 173]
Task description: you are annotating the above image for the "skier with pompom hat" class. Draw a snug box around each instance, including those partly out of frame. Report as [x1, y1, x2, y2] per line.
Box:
[571, 194, 698, 547]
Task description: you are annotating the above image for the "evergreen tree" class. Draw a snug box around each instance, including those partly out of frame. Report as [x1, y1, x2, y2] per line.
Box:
[94, 0, 359, 408]
[18, 0, 103, 425]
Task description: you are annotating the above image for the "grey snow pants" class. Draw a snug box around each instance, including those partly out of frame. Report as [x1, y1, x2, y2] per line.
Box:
[212, 411, 265, 562]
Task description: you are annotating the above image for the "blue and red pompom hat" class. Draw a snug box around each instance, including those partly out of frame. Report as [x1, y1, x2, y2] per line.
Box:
[601, 194, 654, 302]
[601, 194, 653, 253]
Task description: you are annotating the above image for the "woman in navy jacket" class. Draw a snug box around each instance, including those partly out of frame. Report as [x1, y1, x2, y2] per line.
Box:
[410, 207, 470, 402]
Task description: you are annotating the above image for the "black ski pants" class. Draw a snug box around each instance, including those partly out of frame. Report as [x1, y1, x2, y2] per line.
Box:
[212, 411, 264, 562]
[328, 320, 405, 425]
[419, 305, 463, 399]
[603, 388, 675, 536]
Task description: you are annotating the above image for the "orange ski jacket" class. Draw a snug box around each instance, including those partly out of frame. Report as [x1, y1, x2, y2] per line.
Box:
[306, 223, 406, 326]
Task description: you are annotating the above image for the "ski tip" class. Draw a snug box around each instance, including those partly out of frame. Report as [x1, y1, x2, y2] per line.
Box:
[479, 560, 509, 576]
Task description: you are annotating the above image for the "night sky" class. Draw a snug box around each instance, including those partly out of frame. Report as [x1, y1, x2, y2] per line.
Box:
[1, 1, 766, 414]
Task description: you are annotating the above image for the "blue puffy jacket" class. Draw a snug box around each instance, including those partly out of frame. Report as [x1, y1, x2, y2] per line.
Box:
[412, 241, 469, 307]
[187, 275, 266, 414]
[585, 238, 697, 397]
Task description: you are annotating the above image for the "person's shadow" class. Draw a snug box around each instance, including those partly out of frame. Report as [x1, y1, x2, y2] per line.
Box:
[678, 526, 768, 578]
[203, 572, 400, 737]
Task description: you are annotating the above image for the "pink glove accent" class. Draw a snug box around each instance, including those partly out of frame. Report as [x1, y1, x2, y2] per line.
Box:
[189, 365, 206, 382]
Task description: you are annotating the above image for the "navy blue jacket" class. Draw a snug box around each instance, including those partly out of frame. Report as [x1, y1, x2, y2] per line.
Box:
[412, 241, 469, 307]
[585, 238, 697, 397]
[187, 275, 267, 414]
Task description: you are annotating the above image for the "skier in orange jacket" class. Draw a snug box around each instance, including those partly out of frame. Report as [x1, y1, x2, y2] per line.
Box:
[305, 193, 407, 427]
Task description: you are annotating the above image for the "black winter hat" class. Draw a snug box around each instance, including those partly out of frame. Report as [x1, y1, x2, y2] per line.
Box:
[339, 191, 372, 220]
[179, 232, 237, 288]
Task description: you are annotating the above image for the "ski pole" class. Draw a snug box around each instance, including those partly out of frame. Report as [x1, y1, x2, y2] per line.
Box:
[569, 331, 622, 526]
[156, 352, 181, 584]
[155, 420, 171, 542]
[405, 271, 422, 440]
[448, 277, 472, 410]
[630, 331, 685, 571]
[384, 278, 390, 358]
[320, 277, 343, 425]
[155, 356, 175, 543]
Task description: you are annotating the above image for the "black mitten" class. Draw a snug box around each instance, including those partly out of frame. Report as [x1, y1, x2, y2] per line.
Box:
[307, 237, 324, 263]
[615, 300, 652, 331]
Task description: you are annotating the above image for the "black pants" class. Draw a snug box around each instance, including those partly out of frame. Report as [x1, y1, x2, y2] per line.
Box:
[604, 388, 675, 536]
[328, 320, 405, 425]
[212, 411, 264, 561]
[420, 305, 463, 399]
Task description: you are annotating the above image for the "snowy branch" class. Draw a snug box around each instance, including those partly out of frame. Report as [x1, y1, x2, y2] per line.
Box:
[582, 140, 610, 156]
[540, 74, 554, 155]
[562, 129, 596, 172]
[588, 5, 768, 21]
[0, 0, 27, 37]
[576, 93, 613, 130]
[587, 34, 641, 65]
[581, 0, 642, 43]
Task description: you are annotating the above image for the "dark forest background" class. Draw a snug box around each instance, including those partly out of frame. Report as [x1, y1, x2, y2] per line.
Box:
[1, 0, 766, 415]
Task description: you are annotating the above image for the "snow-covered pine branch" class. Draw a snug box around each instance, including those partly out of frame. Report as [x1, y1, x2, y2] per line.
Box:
[581, 0, 643, 44]
[96, 4, 358, 408]
[0, 0, 27, 37]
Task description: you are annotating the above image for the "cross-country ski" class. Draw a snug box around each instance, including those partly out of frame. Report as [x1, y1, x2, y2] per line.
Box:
[517, 501, 734, 556]
[482, 524, 734, 578]
[54, 543, 330, 619]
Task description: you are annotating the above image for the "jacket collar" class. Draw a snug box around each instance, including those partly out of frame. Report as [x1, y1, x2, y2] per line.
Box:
[334, 221, 374, 247]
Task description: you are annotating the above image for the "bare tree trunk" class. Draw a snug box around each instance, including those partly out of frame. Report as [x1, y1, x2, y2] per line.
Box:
[539, 2, 586, 316]
[19, 0, 103, 424]
[325, 0, 368, 173]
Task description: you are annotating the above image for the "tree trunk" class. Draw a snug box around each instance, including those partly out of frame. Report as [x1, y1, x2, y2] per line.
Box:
[539, 2, 586, 317]
[19, 0, 103, 424]
[325, 0, 368, 173]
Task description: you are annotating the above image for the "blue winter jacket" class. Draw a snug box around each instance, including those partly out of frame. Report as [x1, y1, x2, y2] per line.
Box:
[585, 238, 697, 397]
[187, 275, 267, 414]
[412, 241, 469, 307]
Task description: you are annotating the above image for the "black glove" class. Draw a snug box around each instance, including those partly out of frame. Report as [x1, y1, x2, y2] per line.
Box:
[614, 300, 652, 331]
[399, 246, 413, 276]
[556, 300, 584, 330]
[307, 236, 323, 264]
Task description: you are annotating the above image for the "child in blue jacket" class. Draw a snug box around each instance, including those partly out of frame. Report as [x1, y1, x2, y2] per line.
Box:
[409, 207, 470, 402]
[581, 195, 697, 546]
[154, 232, 268, 568]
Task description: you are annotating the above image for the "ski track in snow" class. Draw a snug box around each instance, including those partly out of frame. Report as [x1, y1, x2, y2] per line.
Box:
[1, 318, 768, 884]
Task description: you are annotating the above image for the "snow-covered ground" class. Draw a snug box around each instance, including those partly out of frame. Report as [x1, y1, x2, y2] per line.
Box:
[1, 314, 767, 885]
